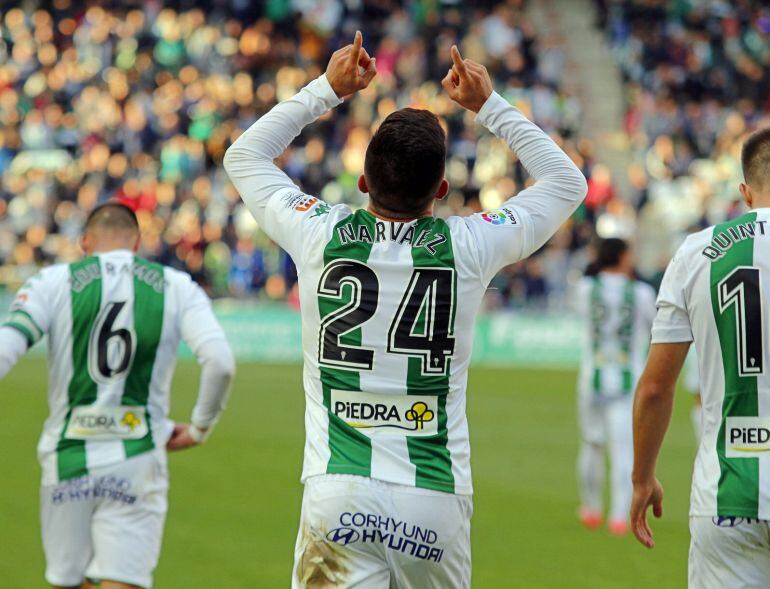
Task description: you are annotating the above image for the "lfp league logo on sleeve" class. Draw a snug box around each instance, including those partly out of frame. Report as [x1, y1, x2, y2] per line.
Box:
[480, 208, 518, 226]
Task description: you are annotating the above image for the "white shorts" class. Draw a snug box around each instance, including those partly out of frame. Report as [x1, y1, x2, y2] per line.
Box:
[689, 516, 770, 589]
[40, 449, 168, 588]
[578, 393, 633, 446]
[292, 474, 472, 589]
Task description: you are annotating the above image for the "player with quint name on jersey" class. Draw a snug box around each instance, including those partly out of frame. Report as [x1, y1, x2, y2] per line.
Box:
[224, 31, 586, 588]
[576, 238, 656, 535]
[632, 127, 770, 588]
[0, 203, 235, 589]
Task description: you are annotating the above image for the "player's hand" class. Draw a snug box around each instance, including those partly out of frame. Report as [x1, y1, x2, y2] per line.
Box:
[325, 31, 377, 99]
[441, 45, 493, 113]
[166, 423, 201, 452]
[630, 477, 664, 548]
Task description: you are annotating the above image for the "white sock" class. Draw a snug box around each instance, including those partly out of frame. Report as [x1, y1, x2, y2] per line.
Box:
[606, 398, 633, 523]
[578, 441, 604, 513]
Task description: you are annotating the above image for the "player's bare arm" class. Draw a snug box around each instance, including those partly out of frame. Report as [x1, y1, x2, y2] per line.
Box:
[630, 341, 690, 548]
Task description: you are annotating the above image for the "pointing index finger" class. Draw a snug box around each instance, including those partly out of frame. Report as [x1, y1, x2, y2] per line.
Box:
[350, 30, 363, 65]
[451, 45, 467, 75]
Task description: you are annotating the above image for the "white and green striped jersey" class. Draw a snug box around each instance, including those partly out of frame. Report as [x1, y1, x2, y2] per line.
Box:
[577, 273, 656, 398]
[224, 75, 587, 495]
[653, 209, 770, 518]
[2, 250, 227, 485]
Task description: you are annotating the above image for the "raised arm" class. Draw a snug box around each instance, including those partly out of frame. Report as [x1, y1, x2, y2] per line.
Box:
[474, 91, 588, 253]
[442, 46, 587, 282]
[223, 32, 376, 259]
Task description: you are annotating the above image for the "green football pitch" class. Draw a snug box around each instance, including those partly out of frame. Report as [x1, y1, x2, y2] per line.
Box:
[0, 358, 695, 588]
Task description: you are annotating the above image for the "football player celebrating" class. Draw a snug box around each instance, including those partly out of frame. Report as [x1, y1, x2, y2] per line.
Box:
[225, 32, 586, 588]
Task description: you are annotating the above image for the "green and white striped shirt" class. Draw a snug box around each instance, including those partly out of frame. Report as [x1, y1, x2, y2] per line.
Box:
[2, 251, 227, 485]
[577, 273, 656, 398]
[224, 75, 587, 495]
[653, 210, 770, 518]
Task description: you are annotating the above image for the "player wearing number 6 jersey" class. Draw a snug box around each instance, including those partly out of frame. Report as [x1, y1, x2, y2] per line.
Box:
[0, 203, 235, 589]
[225, 32, 586, 588]
[632, 127, 770, 588]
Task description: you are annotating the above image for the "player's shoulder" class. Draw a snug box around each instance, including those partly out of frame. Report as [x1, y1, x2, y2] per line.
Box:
[574, 275, 596, 301]
[681, 227, 713, 251]
[156, 263, 199, 292]
[280, 190, 350, 224]
[633, 279, 657, 301]
[576, 274, 595, 291]
[154, 264, 214, 317]
[669, 227, 714, 269]
[26, 262, 70, 289]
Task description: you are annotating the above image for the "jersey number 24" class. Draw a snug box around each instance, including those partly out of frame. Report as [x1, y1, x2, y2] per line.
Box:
[317, 260, 455, 376]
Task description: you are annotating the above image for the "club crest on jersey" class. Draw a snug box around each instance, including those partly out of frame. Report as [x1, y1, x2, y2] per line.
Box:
[282, 191, 323, 214]
[331, 390, 438, 436]
[480, 208, 518, 226]
[726, 417, 770, 457]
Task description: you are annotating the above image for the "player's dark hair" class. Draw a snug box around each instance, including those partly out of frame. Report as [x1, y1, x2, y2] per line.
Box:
[741, 127, 770, 190]
[364, 108, 446, 217]
[594, 238, 628, 271]
[85, 202, 139, 234]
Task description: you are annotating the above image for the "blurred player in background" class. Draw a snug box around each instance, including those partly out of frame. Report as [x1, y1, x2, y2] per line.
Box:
[632, 127, 770, 587]
[225, 31, 586, 589]
[0, 203, 235, 589]
[576, 238, 656, 535]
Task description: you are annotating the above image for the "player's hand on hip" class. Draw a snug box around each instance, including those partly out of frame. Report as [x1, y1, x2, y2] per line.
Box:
[326, 30, 377, 98]
[166, 423, 201, 452]
[441, 45, 493, 113]
[630, 477, 664, 549]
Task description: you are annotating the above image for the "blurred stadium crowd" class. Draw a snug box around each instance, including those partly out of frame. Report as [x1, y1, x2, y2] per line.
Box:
[600, 0, 770, 280]
[1, 0, 768, 308]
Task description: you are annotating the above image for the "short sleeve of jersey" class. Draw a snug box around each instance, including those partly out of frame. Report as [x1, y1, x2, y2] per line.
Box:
[2, 268, 57, 346]
[637, 282, 658, 328]
[461, 205, 530, 285]
[651, 247, 693, 344]
[173, 272, 227, 355]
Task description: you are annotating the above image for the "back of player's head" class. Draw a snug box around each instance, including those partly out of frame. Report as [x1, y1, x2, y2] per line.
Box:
[595, 237, 628, 271]
[364, 108, 446, 216]
[742, 127, 770, 192]
[84, 202, 139, 236]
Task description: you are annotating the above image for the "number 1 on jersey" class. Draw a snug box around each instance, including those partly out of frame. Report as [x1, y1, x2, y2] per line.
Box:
[717, 266, 764, 377]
